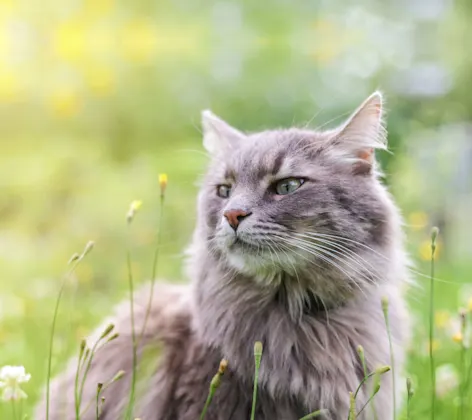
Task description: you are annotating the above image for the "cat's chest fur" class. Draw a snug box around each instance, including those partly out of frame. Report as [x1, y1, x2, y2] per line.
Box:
[152, 330, 315, 420]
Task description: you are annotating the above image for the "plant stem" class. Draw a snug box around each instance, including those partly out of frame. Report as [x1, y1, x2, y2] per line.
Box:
[45, 256, 84, 420]
[251, 342, 263, 420]
[200, 390, 214, 420]
[357, 345, 378, 420]
[199, 360, 228, 420]
[357, 391, 379, 417]
[382, 297, 396, 420]
[125, 245, 138, 420]
[74, 341, 86, 419]
[139, 195, 165, 345]
[96, 384, 103, 419]
[298, 409, 327, 420]
[12, 400, 17, 420]
[429, 228, 438, 420]
[459, 311, 467, 420]
[354, 371, 378, 399]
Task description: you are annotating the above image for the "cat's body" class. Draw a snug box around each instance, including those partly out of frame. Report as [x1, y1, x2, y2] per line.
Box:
[36, 92, 410, 420]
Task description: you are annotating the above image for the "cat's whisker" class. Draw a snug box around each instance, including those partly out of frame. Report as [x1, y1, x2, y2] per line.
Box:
[285, 239, 370, 298]
[273, 235, 368, 299]
[274, 233, 379, 287]
[267, 237, 302, 288]
[291, 234, 381, 286]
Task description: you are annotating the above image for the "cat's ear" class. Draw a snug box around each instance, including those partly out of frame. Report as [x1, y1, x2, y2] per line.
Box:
[201, 110, 245, 154]
[328, 91, 387, 175]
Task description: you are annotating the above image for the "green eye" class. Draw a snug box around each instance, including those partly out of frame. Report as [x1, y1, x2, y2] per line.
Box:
[216, 184, 231, 198]
[274, 177, 305, 195]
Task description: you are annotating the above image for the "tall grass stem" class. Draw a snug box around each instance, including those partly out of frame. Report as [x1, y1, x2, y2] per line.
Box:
[381, 296, 396, 420]
[429, 227, 439, 420]
[125, 246, 137, 420]
[45, 242, 93, 420]
[139, 193, 165, 344]
[298, 409, 328, 419]
[251, 342, 263, 420]
[199, 360, 228, 420]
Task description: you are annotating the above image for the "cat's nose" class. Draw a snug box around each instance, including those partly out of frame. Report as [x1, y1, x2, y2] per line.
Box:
[223, 209, 252, 231]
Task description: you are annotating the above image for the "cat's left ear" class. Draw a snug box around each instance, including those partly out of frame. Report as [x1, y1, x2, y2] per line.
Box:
[201, 110, 245, 155]
[328, 91, 387, 175]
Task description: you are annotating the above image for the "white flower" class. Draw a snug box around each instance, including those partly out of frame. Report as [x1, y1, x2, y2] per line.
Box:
[0, 365, 31, 401]
[436, 364, 458, 398]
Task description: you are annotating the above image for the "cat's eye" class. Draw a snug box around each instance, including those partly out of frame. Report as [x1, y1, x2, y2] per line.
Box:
[274, 177, 305, 195]
[216, 184, 232, 198]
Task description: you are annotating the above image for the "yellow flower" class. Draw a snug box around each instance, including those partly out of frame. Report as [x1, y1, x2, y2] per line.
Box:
[424, 339, 440, 354]
[467, 297, 472, 312]
[159, 173, 168, 197]
[131, 200, 142, 211]
[52, 20, 87, 62]
[419, 239, 441, 261]
[452, 332, 463, 344]
[120, 20, 157, 63]
[0, 70, 24, 103]
[84, 67, 115, 96]
[49, 88, 80, 118]
[126, 200, 143, 223]
[408, 211, 429, 231]
[435, 311, 451, 329]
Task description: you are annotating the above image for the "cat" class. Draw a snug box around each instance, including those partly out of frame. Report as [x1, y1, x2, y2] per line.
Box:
[36, 91, 410, 420]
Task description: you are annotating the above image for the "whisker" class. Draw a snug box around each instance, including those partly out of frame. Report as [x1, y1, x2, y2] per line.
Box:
[273, 235, 367, 298]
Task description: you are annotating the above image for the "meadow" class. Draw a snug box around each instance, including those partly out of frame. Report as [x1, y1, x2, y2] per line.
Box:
[1, 0, 472, 418]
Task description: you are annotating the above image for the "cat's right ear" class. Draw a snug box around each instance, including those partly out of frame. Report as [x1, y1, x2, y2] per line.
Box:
[201, 110, 245, 154]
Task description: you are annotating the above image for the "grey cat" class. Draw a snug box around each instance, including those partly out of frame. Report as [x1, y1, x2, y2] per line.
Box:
[36, 92, 410, 420]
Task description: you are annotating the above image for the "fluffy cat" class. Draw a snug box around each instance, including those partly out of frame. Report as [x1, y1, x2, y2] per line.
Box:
[36, 92, 409, 420]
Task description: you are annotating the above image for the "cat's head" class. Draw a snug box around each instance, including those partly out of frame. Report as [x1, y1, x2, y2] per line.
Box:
[195, 92, 399, 297]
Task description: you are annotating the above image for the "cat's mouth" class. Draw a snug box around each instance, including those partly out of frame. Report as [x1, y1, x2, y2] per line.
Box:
[230, 237, 260, 252]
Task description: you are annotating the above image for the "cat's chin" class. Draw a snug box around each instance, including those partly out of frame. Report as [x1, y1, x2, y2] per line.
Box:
[223, 242, 300, 280]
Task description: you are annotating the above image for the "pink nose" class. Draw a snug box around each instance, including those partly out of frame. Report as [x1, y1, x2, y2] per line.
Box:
[223, 209, 251, 231]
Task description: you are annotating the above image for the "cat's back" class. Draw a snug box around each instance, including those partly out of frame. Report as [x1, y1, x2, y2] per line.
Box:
[34, 282, 193, 420]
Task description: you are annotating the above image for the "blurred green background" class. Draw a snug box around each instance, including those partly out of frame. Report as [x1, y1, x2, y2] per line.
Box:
[1, 0, 472, 418]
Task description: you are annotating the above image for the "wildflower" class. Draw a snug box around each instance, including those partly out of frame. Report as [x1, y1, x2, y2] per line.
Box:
[452, 331, 463, 344]
[83, 241, 95, 257]
[49, 87, 80, 118]
[0, 365, 31, 401]
[419, 239, 441, 261]
[126, 200, 143, 224]
[435, 310, 451, 329]
[436, 364, 458, 398]
[408, 211, 428, 231]
[159, 174, 168, 198]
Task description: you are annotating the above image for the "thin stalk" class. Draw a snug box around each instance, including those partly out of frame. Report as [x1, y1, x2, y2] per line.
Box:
[80, 370, 125, 418]
[298, 409, 328, 420]
[406, 378, 414, 420]
[354, 369, 388, 399]
[349, 392, 356, 420]
[125, 245, 138, 420]
[357, 345, 378, 420]
[357, 392, 379, 417]
[199, 360, 228, 420]
[382, 297, 396, 420]
[429, 227, 439, 420]
[77, 341, 101, 411]
[11, 400, 17, 420]
[45, 244, 92, 420]
[95, 383, 103, 420]
[251, 342, 263, 420]
[459, 310, 467, 420]
[74, 340, 86, 419]
[139, 193, 165, 344]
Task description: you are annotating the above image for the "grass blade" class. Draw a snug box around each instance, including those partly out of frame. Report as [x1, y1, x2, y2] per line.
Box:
[250, 341, 263, 420]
